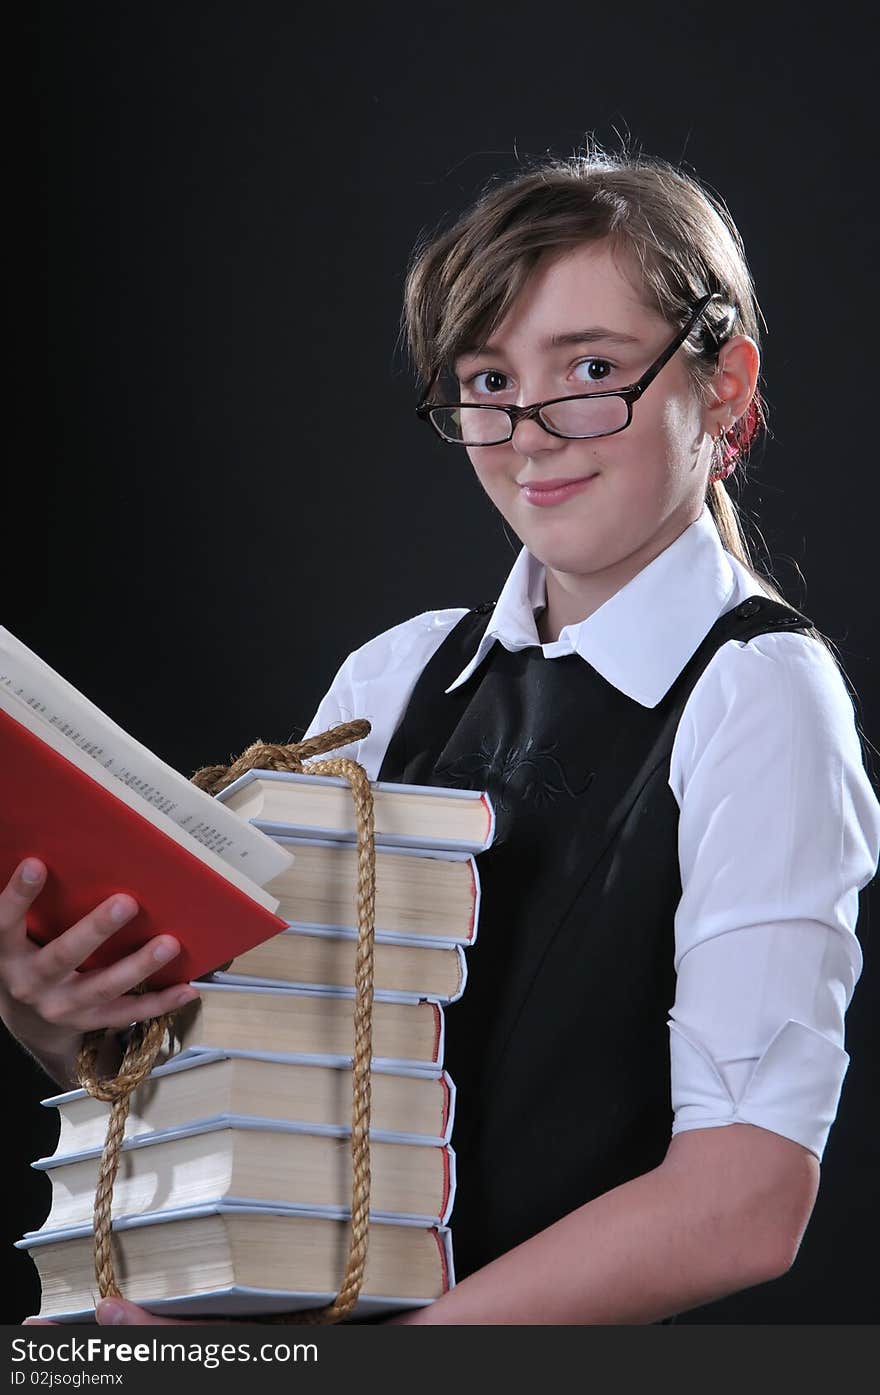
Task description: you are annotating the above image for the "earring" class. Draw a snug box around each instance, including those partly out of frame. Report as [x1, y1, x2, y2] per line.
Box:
[709, 423, 736, 483]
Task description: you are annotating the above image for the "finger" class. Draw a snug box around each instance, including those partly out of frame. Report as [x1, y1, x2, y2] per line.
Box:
[74, 981, 200, 1033]
[32, 894, 141, 981]
[96, 1297, 223, 1326]
[22, 1316, 59, 1325]
[67, 930, 188, 1008]
[0, 859, 48, 938]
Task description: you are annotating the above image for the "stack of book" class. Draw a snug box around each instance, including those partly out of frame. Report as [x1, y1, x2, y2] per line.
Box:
[4, 627, 495, 1321]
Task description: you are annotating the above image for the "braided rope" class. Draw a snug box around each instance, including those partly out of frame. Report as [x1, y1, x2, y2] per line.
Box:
[74, 1013, 176, 1298]
[74, 719, 376, 1323]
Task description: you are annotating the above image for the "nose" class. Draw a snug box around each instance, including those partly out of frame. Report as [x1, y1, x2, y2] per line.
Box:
[509, 414, 567, 456]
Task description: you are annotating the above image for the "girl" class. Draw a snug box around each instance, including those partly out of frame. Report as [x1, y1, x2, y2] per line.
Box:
[8, 146, 880, 1326]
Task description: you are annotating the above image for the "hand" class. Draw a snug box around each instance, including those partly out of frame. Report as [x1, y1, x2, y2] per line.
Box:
[26, 1297, 332, 1326]
[25, 1298, 226, 1326]
[0, 858, 199, 1079]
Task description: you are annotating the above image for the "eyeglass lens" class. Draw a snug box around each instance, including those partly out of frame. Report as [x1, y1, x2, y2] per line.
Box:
[430, 396, 630, 444]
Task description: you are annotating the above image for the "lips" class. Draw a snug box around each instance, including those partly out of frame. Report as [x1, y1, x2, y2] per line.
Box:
[518, 474, 599, 491]
[518, 473, 600, 508]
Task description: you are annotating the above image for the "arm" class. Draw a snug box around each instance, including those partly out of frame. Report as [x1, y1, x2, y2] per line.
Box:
[24, 1116, 814, 1322]
[398, 632, 871, 1326]
[392, 1121, 818, 1325]
[25, 1119, 815, 1328]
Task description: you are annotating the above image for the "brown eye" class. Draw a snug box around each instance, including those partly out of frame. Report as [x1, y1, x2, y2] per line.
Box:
[576, 358, 614, 383]
[480, 370, 508, 393]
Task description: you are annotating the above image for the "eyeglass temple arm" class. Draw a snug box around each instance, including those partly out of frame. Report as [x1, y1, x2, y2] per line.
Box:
[416, 369, 442, 416]
[626, 292, 726, 399]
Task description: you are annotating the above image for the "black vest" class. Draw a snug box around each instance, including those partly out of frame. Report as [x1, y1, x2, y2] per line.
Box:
[378, 594, 815, 1280]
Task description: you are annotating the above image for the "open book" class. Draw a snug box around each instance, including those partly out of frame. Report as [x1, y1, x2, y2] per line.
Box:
[0, 626, 294, 986]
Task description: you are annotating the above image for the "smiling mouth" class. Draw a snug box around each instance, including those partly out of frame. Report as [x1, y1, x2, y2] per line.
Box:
[518, 473, 599, 491]
[515, 474, 601, 509]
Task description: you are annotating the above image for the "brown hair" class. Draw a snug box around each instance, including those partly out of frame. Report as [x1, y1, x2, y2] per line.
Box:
[402, 144, 788, 601]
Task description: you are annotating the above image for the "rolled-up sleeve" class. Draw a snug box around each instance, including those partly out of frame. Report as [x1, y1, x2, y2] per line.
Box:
[667, 630, 880, 1159]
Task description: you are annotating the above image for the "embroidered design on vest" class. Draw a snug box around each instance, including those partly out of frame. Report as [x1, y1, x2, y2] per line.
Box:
[434, 733, 594, 819]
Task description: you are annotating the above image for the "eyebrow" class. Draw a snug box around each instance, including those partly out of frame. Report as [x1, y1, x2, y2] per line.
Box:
[454, 327, 644, 364]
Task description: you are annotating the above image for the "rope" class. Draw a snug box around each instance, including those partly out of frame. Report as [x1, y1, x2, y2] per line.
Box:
[74, 718, 376, 1324]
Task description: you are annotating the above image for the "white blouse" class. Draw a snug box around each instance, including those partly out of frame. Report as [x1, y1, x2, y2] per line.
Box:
[301, 506, 880, 1162]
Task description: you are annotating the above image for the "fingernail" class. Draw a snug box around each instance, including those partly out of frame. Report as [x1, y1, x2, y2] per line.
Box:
[21, 860, 44, 885]
[110, 898, 136, 925]
[96, 1299, 127, 1325]
[176, 988, 199, 1007]
[152, 938, 179, 964]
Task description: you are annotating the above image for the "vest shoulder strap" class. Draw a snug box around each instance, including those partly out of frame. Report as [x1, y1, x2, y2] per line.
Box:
[667, 594, 817, 720]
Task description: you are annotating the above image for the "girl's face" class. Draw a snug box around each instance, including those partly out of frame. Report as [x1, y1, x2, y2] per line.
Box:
[454, 242, 749, 623]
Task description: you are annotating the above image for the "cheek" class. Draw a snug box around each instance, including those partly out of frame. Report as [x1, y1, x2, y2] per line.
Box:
[659, 390, 705, 460]
[466, 445, 511, 491]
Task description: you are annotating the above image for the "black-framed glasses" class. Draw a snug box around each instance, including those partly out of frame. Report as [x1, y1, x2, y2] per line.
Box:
[416, 292, 732, 446]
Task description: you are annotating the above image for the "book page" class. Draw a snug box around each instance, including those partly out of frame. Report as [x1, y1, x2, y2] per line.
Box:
[0, 627, 291, 887]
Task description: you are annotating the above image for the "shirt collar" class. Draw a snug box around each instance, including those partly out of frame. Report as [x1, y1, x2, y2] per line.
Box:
[445, 506, 745, 708]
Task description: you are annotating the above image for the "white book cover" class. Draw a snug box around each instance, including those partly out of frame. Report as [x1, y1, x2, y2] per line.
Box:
[16, 1201, 456, 1321]
[275, 832, 479, 864]
[173, 1044, 445, 1076]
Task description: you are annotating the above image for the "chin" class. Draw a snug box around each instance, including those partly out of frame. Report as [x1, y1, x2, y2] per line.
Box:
[525, 537, 606, 577]
[493, 493, 603, 568]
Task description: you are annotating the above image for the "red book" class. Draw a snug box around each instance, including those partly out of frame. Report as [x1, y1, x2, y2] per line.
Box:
[0, 698, 291, 989]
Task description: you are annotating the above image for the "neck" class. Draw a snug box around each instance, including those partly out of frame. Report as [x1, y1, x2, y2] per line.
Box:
[535, 508, 700, 644]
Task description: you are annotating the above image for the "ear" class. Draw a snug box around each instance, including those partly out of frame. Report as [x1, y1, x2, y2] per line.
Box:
[704, 334, 760, 436]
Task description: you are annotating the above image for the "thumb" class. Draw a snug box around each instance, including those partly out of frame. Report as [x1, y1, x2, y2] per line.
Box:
[95, 1297, 220, 1326]
[96, 1298, 171, 1326]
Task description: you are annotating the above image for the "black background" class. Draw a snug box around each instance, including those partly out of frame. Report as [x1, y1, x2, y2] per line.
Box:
[6, 2, 878, 1323]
